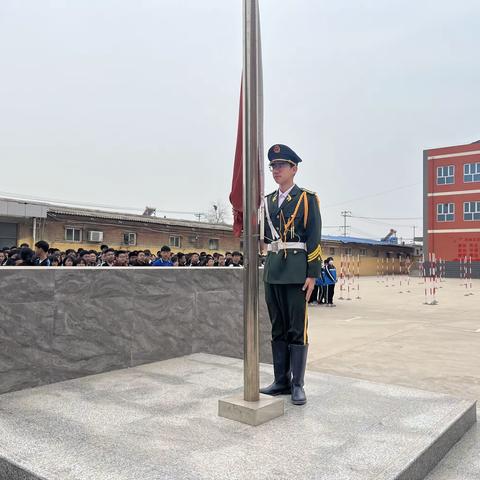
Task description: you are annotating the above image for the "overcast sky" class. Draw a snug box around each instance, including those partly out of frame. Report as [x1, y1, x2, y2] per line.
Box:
[1, 0, 479, 241]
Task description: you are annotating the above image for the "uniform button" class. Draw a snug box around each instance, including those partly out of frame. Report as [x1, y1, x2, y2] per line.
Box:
[276, 215, 279, 219]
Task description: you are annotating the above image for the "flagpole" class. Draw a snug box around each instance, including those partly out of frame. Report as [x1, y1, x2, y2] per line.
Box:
[242, 0, 260, 402]
[219, 0, 283, 424]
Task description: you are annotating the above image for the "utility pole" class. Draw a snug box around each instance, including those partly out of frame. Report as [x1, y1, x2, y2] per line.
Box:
[340, 211, 352, 237]
[412, 225, 417, 244]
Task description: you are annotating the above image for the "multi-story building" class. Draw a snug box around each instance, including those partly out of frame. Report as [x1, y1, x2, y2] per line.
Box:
[423, 141, 480, 262]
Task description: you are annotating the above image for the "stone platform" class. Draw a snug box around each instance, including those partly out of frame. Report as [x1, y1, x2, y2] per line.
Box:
[0, 354, 476, 480]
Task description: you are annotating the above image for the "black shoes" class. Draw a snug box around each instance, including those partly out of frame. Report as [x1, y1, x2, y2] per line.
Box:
[289, 344, 308, 405]
[260, 340, 291, 396]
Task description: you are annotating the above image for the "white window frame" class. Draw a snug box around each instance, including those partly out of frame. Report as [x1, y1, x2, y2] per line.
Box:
[65, 227, 82, 242]
[359, 248, 367, 256]
[437, 203, 455, 222]
[344, 247, 352, 255]
[169, 236, 181, 248]
[208, 238, 219, 250]
[463, 162, 480, 183]
[436, 165, 455, 185]
[463, 201, 480, 221]
[123, 232, 137, 246]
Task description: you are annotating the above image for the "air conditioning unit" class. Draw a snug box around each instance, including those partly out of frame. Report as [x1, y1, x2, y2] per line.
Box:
[87, 231, 104, 242]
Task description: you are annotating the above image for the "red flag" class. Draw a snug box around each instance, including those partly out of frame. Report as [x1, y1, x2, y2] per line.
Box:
[229, 84, 244, 237]
[229, 1, 263, 238]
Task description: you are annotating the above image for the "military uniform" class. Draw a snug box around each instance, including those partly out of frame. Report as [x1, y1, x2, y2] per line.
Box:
[260, 144, 322, 406]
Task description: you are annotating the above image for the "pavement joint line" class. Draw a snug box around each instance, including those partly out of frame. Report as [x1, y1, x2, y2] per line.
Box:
[310, 325, 425, 363]
[422, 323, 480, 334]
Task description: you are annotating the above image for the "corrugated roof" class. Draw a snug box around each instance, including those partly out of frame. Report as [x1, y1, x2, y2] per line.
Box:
[47, 206, 232, 231]
[322, 235, 408, 247]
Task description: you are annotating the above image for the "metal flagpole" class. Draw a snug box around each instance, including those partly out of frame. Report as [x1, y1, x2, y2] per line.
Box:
[219, 0, 283, 424]
[242, 0, 260, 402]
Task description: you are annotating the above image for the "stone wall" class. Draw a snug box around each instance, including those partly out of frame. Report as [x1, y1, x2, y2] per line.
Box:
[0, 268, 272, 394]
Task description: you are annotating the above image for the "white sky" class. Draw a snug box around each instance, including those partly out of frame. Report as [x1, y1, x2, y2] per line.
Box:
[1, 0, 479, 242]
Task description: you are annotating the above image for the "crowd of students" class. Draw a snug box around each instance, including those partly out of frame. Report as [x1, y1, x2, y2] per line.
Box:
[1, 240, 338, 303]
[0, 241, 244, 268]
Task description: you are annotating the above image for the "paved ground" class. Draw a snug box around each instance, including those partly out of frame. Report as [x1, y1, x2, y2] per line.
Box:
[0, 353, 474, 480]
[307, 275, 480, 479]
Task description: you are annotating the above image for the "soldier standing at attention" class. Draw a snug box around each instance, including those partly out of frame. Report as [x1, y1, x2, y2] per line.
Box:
[260, 144, 322, 405]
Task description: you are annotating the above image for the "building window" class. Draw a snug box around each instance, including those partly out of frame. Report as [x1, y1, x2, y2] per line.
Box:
[329, 247, 335, 255]
[169, 236, 181, 248]
[208, 239, 219, 250]
[123, 232, 137, 246]
[437, 203, 455, 222]
[373, 250, 379, 257]
[359, 248, 367, 256]
[436, 165, 454, 185]
[87, 231, 104, 243]
[65, 227, 82, 242]
[344, 247, 352, 255]
[464, 201, 480, 221]
[464, 163, 480, 183]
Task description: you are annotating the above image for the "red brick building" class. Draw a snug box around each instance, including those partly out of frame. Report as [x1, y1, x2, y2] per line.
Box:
[423, 141, 480, 262]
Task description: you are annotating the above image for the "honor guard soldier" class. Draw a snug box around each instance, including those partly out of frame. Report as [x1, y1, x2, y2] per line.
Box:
[260, 144, 322, 405]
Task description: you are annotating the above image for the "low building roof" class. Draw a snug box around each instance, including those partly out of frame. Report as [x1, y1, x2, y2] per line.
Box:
[48, 206, 232, 231]
[0, 196, 232, 232]
[322, 235, 412, 248]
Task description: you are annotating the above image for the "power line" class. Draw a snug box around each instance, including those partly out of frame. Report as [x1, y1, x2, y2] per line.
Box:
[323, 181, 421, 209]
[0, 189, 206, 218]
[352, 215, 422, 220]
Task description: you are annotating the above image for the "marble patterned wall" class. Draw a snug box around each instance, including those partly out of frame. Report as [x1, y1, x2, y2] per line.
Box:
[0, 268, 272, 394]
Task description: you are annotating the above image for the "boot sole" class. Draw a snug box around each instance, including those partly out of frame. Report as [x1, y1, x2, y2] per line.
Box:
[260, 389, 291, 396]
[291, 399, 307, 405]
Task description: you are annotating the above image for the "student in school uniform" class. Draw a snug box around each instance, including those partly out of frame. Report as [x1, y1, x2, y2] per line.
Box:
[322, 257, 337, 306]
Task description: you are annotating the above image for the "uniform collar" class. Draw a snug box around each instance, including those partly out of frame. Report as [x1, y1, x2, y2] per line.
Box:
[271, 184, 301, 215]
[278, 184, 296, 198]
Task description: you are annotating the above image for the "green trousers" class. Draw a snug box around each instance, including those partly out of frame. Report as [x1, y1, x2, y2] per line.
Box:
[264, 283, 308, 345]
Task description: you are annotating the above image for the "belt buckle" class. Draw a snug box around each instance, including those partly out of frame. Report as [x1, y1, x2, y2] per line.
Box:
[271, 242, 279, 253]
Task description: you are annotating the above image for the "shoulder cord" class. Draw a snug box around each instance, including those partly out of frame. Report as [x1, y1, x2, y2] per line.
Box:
[283, 191, 308, 234]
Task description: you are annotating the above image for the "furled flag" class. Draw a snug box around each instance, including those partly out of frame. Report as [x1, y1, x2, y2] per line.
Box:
[229, 3, 264, 238]
[229, 84, 244, 237]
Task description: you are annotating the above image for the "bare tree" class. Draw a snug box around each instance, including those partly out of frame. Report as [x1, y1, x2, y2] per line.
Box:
[206, 200, 229, 224]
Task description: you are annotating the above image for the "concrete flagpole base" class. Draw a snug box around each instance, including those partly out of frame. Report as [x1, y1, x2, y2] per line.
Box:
[218, 393, 284, 426]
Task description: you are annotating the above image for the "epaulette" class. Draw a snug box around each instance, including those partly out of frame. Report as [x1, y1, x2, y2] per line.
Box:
[301, 188, 316, 195]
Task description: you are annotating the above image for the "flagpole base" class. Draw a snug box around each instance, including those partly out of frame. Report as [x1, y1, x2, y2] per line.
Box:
[218, 393, 284, 426]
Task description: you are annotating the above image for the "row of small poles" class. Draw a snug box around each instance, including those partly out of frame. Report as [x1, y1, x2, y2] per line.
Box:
[337, 253, 361, 301]
[460, 256, 474, 296]
[376, 257, 412, 293]
[419, 255, 475, 305]
[421, 253, 440, 305]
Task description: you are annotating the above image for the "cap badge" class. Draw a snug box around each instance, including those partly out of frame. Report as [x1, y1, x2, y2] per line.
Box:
[273, 145, 281, 153]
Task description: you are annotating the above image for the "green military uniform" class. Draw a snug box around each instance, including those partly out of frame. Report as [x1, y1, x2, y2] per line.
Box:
[263, 185, 322, 344]
[260, 144, 322, 406]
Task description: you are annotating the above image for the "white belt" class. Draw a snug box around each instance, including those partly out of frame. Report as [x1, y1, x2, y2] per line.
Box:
[267, 241, 306, 253]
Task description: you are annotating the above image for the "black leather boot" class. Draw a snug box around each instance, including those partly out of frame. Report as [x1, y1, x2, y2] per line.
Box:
[290, 344, 308, 405]
[260, 340, 291, 396]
